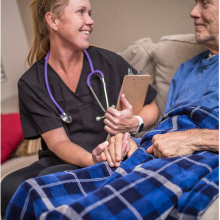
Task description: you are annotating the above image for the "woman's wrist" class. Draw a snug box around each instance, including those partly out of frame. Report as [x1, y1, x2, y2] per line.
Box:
[129, 116, 140, 133]
[85, 154, 95, 167]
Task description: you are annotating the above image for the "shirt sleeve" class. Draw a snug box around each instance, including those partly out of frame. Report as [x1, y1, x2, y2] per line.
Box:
[118, 54, 157, 105]
[18, 79, 63, 139]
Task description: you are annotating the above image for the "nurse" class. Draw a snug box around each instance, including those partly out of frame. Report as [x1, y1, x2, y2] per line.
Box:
[1, 0, 159, 217]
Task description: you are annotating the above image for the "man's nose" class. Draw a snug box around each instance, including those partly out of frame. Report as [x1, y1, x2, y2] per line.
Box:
[190, 4, 201, 19]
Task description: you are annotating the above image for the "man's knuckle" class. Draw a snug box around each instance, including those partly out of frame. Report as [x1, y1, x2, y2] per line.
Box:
[152, 134, 159, 141]
[157, 143, 163, 151]
[118, 133, 123, 138]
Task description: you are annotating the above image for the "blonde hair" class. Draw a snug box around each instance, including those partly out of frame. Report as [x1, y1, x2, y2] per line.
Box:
[27, 0, 70, 66]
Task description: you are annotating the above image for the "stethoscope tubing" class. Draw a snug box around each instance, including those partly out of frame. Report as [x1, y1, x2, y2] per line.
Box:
[45, 49, 109, 123]
[45, 50, 65, 115]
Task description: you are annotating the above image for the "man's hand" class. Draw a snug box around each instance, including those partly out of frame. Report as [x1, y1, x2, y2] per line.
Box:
[104, 94, 139, 135]
[147, 129, 219, 158]
[104, 133, 138, 167]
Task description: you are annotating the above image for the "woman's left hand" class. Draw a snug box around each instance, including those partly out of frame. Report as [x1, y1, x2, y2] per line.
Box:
[104, 94, 139, 135]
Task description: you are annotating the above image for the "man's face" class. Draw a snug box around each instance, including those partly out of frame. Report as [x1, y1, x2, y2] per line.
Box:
[190, 0, 219, 50]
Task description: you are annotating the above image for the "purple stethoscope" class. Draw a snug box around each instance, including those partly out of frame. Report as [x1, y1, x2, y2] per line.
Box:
[45, 50, 109, 123]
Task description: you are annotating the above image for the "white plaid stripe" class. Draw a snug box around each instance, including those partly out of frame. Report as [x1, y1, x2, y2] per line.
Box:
[105, 185, 143, 220]
[184, 157, 213, 172]
[20, 176, 109, 219]
[202, 178, 219, 189]
[115, 167, 128, 176]
[168, 116, 178, 133]
[155, 206, 175, 220]
[103, 161, 114, 175]
[40, 204, 82, 220]
[133, 168, 183, 198]
[21, 179, 55, 220]
[70, 173, 87, 196]
[75, 157, 190, 219]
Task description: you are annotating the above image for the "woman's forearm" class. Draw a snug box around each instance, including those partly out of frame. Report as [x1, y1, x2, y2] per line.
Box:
[41, 127, 94, 167]
[138, 101, 159, 131]
[50, 140, 95, 167]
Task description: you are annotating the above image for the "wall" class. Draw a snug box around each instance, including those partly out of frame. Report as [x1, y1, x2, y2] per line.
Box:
[1, 0, 196, 101]
[17, 0, 195, 52]
[1, 0, 29, 101]
[89, 0, 195, 52]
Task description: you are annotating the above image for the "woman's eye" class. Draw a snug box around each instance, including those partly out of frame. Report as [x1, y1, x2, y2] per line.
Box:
[78, 9, 84, 14]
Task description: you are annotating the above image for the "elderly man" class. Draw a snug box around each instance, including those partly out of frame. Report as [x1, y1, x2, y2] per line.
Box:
[97, 0, 219, 166]
[4, 1, 219, 220]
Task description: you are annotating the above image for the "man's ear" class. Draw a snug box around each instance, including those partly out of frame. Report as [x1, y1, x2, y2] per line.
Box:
[45, 12, 58, 31]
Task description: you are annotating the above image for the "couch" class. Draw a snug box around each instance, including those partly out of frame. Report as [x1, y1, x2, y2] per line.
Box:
[1, 34, 218, 219]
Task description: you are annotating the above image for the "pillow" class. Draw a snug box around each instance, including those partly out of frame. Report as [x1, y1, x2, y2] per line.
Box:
[12, 138, 42, 157]
[1, 113, 23, 163]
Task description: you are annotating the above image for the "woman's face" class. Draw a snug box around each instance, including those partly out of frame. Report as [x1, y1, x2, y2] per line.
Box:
[55, 0, 94, 51]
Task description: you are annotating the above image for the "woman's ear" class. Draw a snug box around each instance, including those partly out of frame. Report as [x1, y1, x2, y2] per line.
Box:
[45, 12, 58, 32]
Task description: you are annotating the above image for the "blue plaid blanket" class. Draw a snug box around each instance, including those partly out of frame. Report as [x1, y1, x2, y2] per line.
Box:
[5, 106, 219, 220]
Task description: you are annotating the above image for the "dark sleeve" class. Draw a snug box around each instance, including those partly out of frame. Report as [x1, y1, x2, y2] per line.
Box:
[18, 79, 63, 139]
[117, 55, 157, 105]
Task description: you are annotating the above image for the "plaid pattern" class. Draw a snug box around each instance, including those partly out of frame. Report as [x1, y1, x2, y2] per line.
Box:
[5, 106, 219, 220]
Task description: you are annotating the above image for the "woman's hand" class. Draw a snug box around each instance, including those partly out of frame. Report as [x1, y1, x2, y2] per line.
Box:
[104, 94, 140, 135]
[92, 141, 109, 164]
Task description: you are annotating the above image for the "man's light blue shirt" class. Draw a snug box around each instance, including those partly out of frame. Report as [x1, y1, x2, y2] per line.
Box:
[165, 50, 219, 114]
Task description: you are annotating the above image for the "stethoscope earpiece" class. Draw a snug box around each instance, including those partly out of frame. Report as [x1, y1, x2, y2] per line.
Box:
[95, 105, 116, 121]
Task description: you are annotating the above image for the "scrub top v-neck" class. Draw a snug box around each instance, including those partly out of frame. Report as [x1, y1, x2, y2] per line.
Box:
[18, 46, 157, 160]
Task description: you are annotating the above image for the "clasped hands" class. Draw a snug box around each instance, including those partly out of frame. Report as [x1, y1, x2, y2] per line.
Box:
[92, 132, 138, 167]
[92, 129, 205, 167]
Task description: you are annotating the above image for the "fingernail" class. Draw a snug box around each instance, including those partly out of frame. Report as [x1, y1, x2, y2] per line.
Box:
[105, 141, 109, 146]
[122, 94, 125, 97]
[110, 162, 114, 166]
[115, 162, 120, 166]
[117, 156, 120, 160]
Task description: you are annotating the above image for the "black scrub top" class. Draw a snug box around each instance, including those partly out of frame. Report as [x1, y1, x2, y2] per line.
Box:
[18, 46, 157, 160]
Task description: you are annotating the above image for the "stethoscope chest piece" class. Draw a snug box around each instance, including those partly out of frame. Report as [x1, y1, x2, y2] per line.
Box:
[60, 113, 72, 123]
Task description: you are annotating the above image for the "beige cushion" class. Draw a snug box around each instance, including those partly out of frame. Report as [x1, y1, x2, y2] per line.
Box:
[152, 34, 206, 117]
[118, 38, 156, 88]
[200, 197, 219, 220]
[1, 154, 38, 180]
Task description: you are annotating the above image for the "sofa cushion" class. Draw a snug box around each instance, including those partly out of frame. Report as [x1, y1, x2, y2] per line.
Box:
[1, 113, 23, 163]
[1, 96, 19, 114]
[12, 138, 42, 157]
[152, 34, 206, 116]
[118, 38, 156, 88]
[1, 154, 38, 180]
